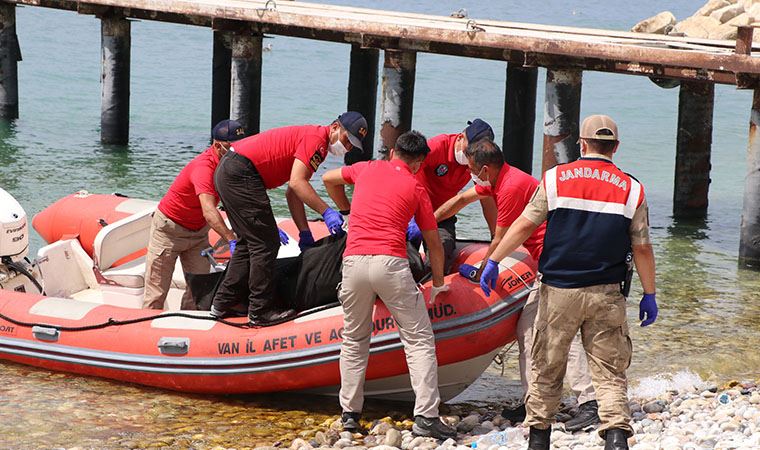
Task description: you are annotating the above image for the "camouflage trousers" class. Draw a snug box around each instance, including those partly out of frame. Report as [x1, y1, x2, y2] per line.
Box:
[525, 282, 633, 437]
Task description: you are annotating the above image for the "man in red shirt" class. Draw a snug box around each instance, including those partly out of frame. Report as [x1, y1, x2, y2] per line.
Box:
[143, 120, 243, 310]
[321, 131, 456, 440]
[435, 139, 597, 428]
[408, 119, 497, 272]
[211, 112, 367, 325]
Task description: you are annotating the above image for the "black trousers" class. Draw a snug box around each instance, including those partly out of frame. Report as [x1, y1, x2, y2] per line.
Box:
[212, 151, 280, 317]
[421, 216, 457, 275]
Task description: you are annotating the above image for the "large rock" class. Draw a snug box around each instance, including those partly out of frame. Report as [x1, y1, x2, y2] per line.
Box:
[672, 16, 722, 38]
[631, 11, 677, 34]
[727, 12, 753, 25]
[709, 23, 740, 39]
[697, 0, 733, 16]
[748, 3, 760, 19]
[710, 3, 745, 22]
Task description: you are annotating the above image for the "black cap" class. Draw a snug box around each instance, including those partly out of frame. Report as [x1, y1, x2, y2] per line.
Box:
[465, 118, 494, 143]
[338, 111, 368, 150]
[212, 120, 245, 142]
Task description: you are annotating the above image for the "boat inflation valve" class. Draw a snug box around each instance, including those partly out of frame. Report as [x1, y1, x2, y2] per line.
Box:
[32, 326, 60, 342]
[158, 337, 190, 355]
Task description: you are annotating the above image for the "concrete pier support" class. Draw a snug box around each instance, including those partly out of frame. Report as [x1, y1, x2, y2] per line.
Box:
[674, 81, 714, 219]
[380, 49, 416, 154]
[345, 44, 378, 164]
[740, 89, 760, 269]
[100, 16, 131, 145]
[503, 63, 538, 175]
[0, 3, 20, 120]
[230, 33, 262, 136]
[211, 30, 232, 133]
[542, 69, 582, 173]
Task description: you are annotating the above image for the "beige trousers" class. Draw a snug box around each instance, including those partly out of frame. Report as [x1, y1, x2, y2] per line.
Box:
[525, 283, 633, 437]
[517, 286, 595, 405]
[143, 209, 210, 310]
[338, 255, 440, 418]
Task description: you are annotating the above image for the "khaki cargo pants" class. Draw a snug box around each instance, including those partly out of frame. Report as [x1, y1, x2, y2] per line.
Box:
[143, 209, 211, 310]
[517, 286, 595, 404]
[339, 255, 440, 418]
[525, 283, 633, 437]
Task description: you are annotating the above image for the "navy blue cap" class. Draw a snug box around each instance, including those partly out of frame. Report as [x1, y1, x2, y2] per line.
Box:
[338, 111, 368, 150]
[212, 120, 245, 142]
[465, 118, 494, 143]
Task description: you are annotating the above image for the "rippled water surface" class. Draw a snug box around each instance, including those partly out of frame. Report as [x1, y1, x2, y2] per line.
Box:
[1, 0, 759, 447]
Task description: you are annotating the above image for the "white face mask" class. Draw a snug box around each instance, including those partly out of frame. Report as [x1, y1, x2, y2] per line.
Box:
[328, 139, 348, 157]
[454, 149, 468, 166]
[471, 168, 490, 187]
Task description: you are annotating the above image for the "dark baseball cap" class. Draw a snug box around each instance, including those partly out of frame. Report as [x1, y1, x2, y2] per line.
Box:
[338, 111, 368, 150]
[465, 118, 495, 143]
[212, 120, 245, 142]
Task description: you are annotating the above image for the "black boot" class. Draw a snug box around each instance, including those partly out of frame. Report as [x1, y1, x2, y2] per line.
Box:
[412, 416, 457, 440]
[249, 308, 297, 326]
[564, 400, 600, 432]
[500, 403, 526, 424]
[604, 428, 629, 450]
[528, 426, 550, 450]
[341, 411, 361, 432]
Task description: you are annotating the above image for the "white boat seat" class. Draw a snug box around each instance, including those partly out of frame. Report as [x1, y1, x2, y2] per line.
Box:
[36, 239, 99, 298]
[93, 207, 154, 272]
[100, 256, 189, 290]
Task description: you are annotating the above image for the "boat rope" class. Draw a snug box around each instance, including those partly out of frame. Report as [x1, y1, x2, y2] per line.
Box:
[0, 301, 341, 333]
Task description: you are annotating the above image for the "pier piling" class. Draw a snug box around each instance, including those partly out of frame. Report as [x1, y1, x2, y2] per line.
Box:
[211, 30, 232, 134]
[503, 63, 538, 175]
[230, 32, 262, 136]
[379, 49, 416, 154]
[542, 69, 582, 173]
[100, 15, 131, 145]
[674, 81, 714, 219]
[0, 3, 19, 120]
[345, 45, 378, 164]
[740, 89, 760, 269]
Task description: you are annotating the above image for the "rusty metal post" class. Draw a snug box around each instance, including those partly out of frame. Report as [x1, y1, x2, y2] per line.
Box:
[504, 63, 538, 175]
[674, 81, 714, 219]
[740, 89, 760, 269]
[542, 69, 582, 173]
[100, 15, 131, 145]
[380, 49, 416, 154]
[736, 26, 754, 56]
[0, 3, 19, 120]
[345, 44, 379, 164]
[230, 32, 262, 136]
[211, 30, 232, 134]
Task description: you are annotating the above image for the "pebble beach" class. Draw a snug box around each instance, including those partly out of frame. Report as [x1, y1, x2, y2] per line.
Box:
[249, 374, 760, 450]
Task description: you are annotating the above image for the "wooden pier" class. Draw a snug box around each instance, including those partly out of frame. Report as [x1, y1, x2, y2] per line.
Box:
[3, 0, 760, 269]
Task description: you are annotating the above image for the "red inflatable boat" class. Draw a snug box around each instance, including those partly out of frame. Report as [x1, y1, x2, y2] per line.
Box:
[0, 192, 536, 400]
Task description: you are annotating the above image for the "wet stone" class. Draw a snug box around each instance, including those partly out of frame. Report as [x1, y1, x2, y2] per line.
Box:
[385, 429, 402, 448]
[370, 423, 393, 436]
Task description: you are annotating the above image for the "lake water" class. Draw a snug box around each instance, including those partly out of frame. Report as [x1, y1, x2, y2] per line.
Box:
[0, 0, 758, 447]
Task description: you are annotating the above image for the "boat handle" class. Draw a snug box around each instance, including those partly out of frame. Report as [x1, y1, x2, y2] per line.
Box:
[158, 337, 190, 355]
[32, 326, 60, 342]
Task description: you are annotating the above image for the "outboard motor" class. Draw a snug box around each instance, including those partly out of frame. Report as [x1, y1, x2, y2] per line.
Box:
[0, 188, 42, 293]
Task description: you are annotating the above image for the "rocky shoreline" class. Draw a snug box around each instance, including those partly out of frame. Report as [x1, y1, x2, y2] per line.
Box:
[632, 0, 760, 40]
[249, 377, 760, 450]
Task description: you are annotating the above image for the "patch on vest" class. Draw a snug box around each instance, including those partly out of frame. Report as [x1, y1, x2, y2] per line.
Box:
[309, 150, 325, 171]
[435, 164, 449, 177]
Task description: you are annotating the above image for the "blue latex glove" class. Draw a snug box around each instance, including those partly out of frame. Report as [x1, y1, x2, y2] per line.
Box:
[458, 263, 479, 281]
[228, 239, 237, 255]
[278, 228, 289, 245]
[639, 293, 658, 327]
[298, 230, 315, 251]
[406, 218, 422, 243]
[479, 259, 499, 297]
[322, 207, 345, 236]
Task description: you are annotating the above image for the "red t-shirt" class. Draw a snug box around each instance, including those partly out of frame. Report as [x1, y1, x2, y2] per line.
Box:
[158, 146, 220, 231]
[416, 133, 471, 211]
[475, 164, 546, 261]
[342, 159, 437, 259]
[233, 125, 330, 189]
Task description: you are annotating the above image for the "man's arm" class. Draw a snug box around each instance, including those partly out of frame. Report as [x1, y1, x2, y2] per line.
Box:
[199, 193, 235, 242]
[479, 197, 498, 237]
[421, 228, 445, 287]
[488, 216, 540, 263]
[285, 186, 309, 232]
[434, 187, 483, 222]
[632, 243, 656, 294]
[289, 159, 330, 215]
[322, 168, 352, 211]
